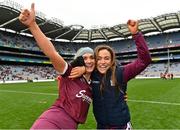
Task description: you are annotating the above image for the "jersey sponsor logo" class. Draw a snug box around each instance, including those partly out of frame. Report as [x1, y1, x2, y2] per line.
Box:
[76, 90, 92, 104]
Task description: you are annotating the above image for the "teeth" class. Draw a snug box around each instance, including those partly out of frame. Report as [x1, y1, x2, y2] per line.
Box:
[86, 65, 92, 68]
[86, 64, 93, 67]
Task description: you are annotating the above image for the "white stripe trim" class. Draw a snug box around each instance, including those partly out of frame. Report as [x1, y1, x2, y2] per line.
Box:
[128, 99, 180, 106]
[0, 90, 57, 96]
[59, 62, 68, 75]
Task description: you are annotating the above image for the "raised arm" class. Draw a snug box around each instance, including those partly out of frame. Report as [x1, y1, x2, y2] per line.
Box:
[19, 3, 66, 73]
[123, 20, 152, 82]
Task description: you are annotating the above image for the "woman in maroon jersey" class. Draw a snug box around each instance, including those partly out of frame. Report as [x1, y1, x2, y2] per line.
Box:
[19, 3, 95, 129]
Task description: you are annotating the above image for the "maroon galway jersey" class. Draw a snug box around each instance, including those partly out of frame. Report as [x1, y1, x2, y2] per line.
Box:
[53, 64, 92, 123]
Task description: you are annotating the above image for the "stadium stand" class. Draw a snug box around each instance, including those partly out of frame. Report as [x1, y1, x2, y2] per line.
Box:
[0, 65, 58, 81]
[138, 62, 180, 78]
[1, 29, 180, 82]
[0, 0, 180, 83]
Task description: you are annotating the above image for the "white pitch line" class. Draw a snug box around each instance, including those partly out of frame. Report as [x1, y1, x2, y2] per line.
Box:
[128, 99, 180, 106]
[0, 90, 58, 96]
[1, 90, 180, 106]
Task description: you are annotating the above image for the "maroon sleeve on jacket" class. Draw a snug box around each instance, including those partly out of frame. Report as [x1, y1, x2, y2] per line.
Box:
[123, 32, 152, 82]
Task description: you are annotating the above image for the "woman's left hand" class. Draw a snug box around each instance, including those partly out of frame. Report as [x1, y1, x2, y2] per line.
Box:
[127, 19, 138, 35]
[69, 66, 86, 79]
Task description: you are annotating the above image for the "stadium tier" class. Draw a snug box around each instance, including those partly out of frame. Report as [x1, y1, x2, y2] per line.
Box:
[0, 29, 180, 82]
[0, 65, 58, 81]
[0, 0, 180, 82]
[1, 0, 180, 42]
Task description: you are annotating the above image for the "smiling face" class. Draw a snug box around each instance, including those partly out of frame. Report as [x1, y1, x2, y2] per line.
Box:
[95, 45, 116, 75]
[82, 53, 95, 74]
[96, 49, 112, 74]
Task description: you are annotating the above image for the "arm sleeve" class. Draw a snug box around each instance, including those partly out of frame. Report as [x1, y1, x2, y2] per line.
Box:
[123, 32, 152, 82]
[60, 56, 85, 77]
[70, 56, 85, 67]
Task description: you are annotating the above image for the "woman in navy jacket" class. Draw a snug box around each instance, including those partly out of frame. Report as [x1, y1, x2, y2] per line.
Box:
[70, 20, 152, 129]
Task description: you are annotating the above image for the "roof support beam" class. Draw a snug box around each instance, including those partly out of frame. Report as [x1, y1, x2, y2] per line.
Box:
[20, 21, 48, 33]
[55, 28, 72, 39]
[176, 12, 180, 26]
[71, 28, 83, 41]
[44, 27, 63, 35]
[0, 17, 18, 28]
[99, 29, 108, 41]
[150, 18, 162, 32]
[88, 30, 92, 42]
[109, 27, 124, 37]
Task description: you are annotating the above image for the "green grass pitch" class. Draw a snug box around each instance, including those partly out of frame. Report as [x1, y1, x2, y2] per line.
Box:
[0, 78, 180, 129]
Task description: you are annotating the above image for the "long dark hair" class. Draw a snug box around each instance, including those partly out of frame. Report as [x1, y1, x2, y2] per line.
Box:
[94, 45, 120, 94]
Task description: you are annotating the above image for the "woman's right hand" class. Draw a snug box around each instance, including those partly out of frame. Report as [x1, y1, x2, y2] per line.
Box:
[19, 3, 36, 27]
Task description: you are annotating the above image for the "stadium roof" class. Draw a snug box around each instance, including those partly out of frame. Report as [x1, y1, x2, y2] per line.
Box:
[1, 0, 180, 42]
